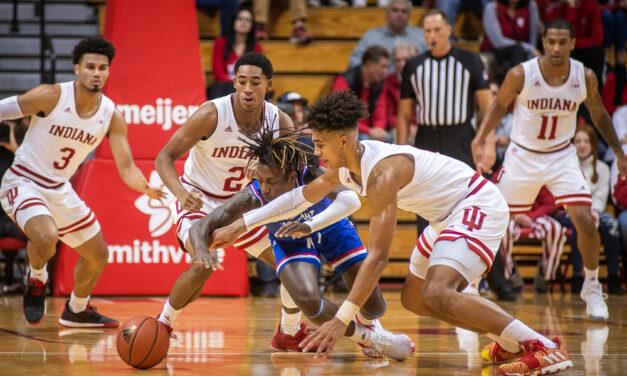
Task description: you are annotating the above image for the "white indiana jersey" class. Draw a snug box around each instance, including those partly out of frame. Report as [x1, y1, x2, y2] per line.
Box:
[510, 57, 587, 152]
[11, 81, 113, 188]
[183, 94, 280, 197]
[338, 140, 477, 223]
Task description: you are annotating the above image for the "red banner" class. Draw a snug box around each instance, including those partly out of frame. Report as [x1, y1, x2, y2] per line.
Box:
[99, 0, 206, 159]
[53, 159, 250, 296]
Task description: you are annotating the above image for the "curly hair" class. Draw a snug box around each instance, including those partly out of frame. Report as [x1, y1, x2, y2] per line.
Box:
[71, 36, 116, 65]
[305, 90, 367, 132]
[239, 126, 315, 176]
[234, 51, 273, 79]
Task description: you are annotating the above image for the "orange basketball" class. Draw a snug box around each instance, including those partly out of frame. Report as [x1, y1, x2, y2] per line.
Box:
[116, 316, 170, 369]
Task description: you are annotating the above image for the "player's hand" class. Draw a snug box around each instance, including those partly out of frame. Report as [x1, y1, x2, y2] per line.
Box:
[299, 317, 346, 357]
[192, 248, 224, 271]
[179, 191, 203, 212]
[209, 218, 247, 249]
[245, 159, 259, 181]
[368, 127, 388, 141]
[0, 120, 19, 154]
[591, 209, 600, 229]
[471, 137, 493, 174]
[616, 153, 627, 179]
[141, 180, 167, 203]
[275, 222, 312, 238]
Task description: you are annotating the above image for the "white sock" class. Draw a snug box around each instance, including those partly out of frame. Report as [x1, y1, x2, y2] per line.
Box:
[280, 308, 301, 336]
[29, 264, 48, 284]
[584, 267, 599, 283]
[486, 332, 522, 353]
[348, 321, 372, 345]
[158, 299, 181, 327]
[501, 319, 557, 349]
[356, 311, 374, 326]
[69, 292, 89, 313]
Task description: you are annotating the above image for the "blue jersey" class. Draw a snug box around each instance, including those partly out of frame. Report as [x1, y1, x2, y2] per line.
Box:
[248, 165, 366, 276]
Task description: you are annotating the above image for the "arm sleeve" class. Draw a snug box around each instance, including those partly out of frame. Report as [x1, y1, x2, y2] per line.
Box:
[0, 96, 24, 121]
[482, 2, 518, 48]
[242, 186, 315, 229]
[304, 190, 362, 232]
[400, 59, 417, 100]
[212, 37, 230, 82]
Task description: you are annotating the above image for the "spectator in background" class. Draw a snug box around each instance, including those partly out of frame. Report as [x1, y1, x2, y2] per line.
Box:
[481, 0, 540, 83]
[545, 0, 604, 90]
[277, 91, 313, 148]
[561, 125, 622, 294]
[348, 0, 427, 71]
[332, 46, 390, 141]
[436, 0, 484, 39]
[601, 0, 626, 72]
[207, 7, 263, 100]
[254, 0, 312, 44]
[372, 43, 418, 143]
[196, 0, 239, 36]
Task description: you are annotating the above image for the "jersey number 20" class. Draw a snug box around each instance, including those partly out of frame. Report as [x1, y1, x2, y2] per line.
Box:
[53, 147, 76, 170]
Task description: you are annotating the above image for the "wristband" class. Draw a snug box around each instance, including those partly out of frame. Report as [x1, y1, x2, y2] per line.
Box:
[335, 300, 360, 325]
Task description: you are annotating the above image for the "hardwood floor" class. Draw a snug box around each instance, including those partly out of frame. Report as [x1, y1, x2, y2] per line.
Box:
[0, 291, 625, 375]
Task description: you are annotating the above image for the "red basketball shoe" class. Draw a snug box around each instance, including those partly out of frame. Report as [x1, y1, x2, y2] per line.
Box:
[271, 323, 317, 352]
[481, 341, 526, 363]
[498, 337, 572, 375]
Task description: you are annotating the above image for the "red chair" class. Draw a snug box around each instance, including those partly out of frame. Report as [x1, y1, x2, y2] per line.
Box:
[0, 237, 27, 291]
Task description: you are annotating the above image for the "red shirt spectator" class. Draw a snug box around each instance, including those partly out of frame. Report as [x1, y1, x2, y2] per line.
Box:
[481, 0, 537, 52]
[545, 0, 603, 49]
[212, 35, 263, 82]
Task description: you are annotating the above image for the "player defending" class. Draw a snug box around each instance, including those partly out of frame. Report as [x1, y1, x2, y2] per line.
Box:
[472, 19, 626, 322]
[212, 90, 574, 375]
[154, 52, 306, 349]
[188, 129, 413, 359]
[0, 36, 164, 327]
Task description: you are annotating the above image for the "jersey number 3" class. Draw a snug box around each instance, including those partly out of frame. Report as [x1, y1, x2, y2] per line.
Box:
[223, 166, 246, 192]
[53, 147, 76, 170]
[537, 115, 558, 140]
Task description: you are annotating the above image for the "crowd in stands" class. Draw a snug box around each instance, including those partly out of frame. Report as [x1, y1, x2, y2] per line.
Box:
[196, 0, 627, 296]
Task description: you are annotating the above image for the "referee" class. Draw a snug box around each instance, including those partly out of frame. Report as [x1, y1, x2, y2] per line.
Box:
[396, 8, 494, 169]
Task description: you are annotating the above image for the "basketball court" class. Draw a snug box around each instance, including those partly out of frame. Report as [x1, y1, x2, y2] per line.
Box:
[0, 291, 625, 375]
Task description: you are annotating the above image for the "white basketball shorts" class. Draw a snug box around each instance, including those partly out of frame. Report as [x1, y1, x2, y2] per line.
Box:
[0, 168, 101, 248]
[173, 176, 270, 258]
[495, 143, 592, 215]
[409, 175, 509, 281]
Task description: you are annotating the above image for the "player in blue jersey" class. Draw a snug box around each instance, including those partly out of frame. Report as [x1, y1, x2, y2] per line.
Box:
[188, 128, 414, 360]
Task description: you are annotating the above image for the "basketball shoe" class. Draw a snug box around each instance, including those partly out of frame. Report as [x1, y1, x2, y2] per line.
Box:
[481, 341, 526, 363]
[23, 273, 47, 324]
[271, 322, 317, 352]
[360, 325, 415, 361]
[580, 281, 609, 320]
[498, 337, 572, 375]
[354, 316, 413, 359]
[58, 300, 119, 328]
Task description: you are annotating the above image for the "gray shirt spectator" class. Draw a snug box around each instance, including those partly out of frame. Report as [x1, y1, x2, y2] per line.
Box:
[348, 0, 427, 71]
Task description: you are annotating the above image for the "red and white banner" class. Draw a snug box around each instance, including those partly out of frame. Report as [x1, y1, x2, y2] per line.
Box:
[52, 160, 250, 296]
[99, 0, 206, 159]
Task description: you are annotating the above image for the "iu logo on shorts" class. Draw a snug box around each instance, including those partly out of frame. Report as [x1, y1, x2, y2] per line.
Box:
[462, 206, 486, 232]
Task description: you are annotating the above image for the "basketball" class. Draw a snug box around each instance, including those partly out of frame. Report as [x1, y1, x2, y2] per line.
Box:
[116, 316, 170, 369]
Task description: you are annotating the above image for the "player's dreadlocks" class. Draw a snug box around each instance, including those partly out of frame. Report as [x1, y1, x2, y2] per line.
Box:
[239, 127, 315, 176]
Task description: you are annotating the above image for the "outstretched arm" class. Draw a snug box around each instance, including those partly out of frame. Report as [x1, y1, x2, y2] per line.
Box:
[1, 84, 60, 121]
[108, 111, 166, 200]
[472, 65, 523, 173]
[583, 68, 627, 177]
[210, 167, 342, 248]
[300, 155, 412, 355]
[189, 187, 261, 269]
[155, 102, 218, 211]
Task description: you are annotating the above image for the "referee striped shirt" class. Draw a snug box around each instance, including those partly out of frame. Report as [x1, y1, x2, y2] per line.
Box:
[401, 47, 488, 127]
